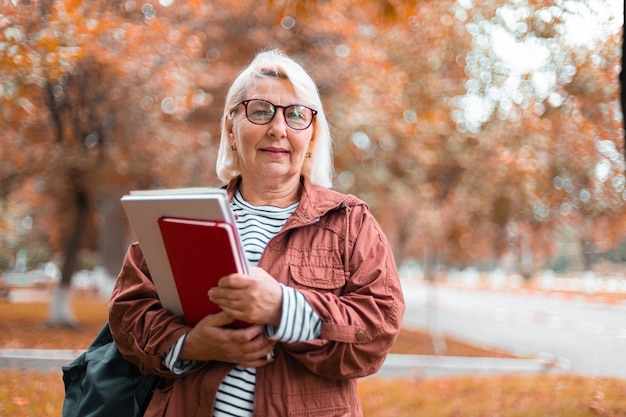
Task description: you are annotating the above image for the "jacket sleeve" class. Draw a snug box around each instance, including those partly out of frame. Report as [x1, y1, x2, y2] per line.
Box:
[281, 205, 405, 379]
[108, 243, 193, 377]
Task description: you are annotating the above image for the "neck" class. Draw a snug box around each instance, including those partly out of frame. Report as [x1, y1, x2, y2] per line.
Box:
[238, 176, 301, 207]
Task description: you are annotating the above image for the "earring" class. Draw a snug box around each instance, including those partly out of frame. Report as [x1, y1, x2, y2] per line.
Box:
[230, 145, 237, 151]
[305, 152, 312, 158]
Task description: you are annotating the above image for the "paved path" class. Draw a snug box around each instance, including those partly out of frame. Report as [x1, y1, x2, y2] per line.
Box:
[2, 277, 588, 378]
[0, 348, 81, 372]
[0, 347, 551, 379]
[402, 278, 626, 378]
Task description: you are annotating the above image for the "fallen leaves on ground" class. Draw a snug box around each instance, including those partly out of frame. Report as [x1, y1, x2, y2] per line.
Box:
[2, 369, 626, 417]
[0, 296, 107, 349]
[359, 375, 626, 417]
[0, 292, 513, 356]
[3, 291, 626, 416]
[0, 370, 64, 417]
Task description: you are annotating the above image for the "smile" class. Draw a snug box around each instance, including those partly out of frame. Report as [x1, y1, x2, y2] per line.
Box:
[261, 147, 290, 156]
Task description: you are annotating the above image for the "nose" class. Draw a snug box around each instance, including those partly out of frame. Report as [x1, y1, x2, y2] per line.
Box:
[267, 108, 288, 137]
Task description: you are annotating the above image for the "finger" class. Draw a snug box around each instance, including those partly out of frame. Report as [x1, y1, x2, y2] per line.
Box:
[208, 287, 235, 306]
[209, 291, 248, 318]
[240, 347, 275, 366]
[230, 325, 265, 343]
[197, 311, 235, 328]
[209, 283, 247, 303]
[217, 274, 249, 289]
[219, 306, 243, 322]
[209, 311, 236, 326]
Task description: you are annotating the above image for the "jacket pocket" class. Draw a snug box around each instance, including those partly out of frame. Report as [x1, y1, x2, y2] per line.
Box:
[289, 264, 345, 291]
[289, 405, 350, 416]
[285, 386, 352, 417]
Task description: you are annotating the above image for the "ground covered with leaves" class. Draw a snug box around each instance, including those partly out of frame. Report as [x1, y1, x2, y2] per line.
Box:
[2, 292, 626, 416]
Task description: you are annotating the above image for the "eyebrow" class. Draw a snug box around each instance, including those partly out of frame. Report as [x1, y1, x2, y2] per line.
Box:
[258, 67, 288, 79]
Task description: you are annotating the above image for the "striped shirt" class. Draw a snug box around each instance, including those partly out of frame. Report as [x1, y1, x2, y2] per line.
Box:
[164, 190, 323, 416]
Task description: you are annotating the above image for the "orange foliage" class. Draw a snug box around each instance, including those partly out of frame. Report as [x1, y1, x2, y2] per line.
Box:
[0, 0, 623, 275]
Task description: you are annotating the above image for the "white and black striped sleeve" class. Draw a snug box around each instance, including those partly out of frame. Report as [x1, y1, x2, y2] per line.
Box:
[163, 333, 199, 374]
[265, 284, 322, 343]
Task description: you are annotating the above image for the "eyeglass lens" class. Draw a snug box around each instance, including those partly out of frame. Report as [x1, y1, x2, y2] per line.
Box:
[243, 99, 315, 130]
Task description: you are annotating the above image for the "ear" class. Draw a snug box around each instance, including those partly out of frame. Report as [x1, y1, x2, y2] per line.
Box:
[226, 114, 235, 145]
[301, 137, 315, 176]
[306, 133, 315, 154]
[226, 114, 234, 136]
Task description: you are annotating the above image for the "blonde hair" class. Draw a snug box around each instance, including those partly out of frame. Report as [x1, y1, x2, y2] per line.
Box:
[216, 49, 334, 188]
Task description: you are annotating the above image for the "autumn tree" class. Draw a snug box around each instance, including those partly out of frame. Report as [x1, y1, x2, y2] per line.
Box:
[1, 0, 213, 324]
[0, 0, 399, 324]
[329, 0, 624, 276]
[0, 0, 623, 329]
[448, 0, 625, 274]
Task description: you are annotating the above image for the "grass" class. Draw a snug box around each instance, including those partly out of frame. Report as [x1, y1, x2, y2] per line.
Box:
[2, 291, 626, 416]
[3, 370, 626, 417]
[0, 370, 63, 417]
[359, 375, 626, 417]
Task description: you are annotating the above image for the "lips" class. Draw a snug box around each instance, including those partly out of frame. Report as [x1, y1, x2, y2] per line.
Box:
[261, 147, 289, 155]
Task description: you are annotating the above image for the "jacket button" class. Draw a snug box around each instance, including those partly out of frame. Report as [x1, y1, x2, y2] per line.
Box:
[355, 331, 366, 342]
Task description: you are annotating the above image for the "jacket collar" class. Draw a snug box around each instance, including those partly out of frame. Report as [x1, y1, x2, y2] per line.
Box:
[225, 176, 355, 225]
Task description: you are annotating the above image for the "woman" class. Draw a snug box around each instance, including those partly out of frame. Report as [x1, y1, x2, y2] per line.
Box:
[109, 49, 405, 417]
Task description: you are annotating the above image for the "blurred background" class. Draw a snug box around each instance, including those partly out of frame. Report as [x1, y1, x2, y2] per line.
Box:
[0, 0, 624, 311]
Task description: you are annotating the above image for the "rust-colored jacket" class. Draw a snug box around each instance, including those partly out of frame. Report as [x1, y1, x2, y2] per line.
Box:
[109, 177, 405, 417]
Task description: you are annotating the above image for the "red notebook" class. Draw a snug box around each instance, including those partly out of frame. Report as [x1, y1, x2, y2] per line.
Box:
[157, 216, 248, 327]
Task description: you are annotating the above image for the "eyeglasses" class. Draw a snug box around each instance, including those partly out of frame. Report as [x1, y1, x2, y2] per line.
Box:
[238, 99, 317, 130]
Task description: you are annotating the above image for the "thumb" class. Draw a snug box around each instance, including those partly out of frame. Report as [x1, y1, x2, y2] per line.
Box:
[202, 311, 235, 327]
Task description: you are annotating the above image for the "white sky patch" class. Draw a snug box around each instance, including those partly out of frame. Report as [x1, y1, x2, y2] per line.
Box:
[489, 25, 550, 74]
[561, 0, 624, 47]
[594, 159, 611, 182]
[454, 0, 623, 132]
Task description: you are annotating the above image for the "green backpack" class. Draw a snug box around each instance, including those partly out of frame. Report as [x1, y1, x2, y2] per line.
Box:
[62, 322, 158, 417]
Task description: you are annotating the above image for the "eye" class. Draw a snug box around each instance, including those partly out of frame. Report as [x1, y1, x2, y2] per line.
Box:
[251, 108, 273, 117]
[286, 106, 309, 120]
[247, 101, 275, 119]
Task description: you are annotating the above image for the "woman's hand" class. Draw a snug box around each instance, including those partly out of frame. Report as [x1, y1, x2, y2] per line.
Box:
[181, 312, 275, 367]
[208, 267, 283, 327]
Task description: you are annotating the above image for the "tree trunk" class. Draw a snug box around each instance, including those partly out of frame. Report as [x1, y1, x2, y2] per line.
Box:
[423, 247, 447, 355]
[99, 196, 126, 278]
[47, 285, 76, 327]
[619, 13, 626, 158]
[47, 186, 89, 327]
[580, 238, 595, 272]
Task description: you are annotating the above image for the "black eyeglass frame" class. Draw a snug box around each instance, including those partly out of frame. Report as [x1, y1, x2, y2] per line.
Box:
[238, 99, 318, 130]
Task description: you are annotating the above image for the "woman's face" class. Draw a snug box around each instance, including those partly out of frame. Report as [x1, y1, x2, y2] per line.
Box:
[228, 77, 314, 188]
